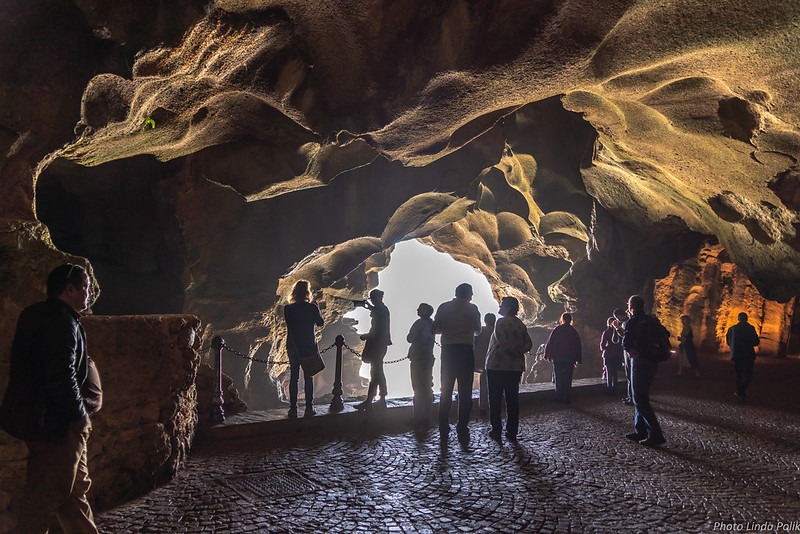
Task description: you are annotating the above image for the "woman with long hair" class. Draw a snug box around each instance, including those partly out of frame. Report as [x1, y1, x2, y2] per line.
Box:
[283, 280, 324, 418]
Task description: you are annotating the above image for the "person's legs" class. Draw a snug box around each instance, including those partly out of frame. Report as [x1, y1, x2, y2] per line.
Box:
[420, 361, 434, 423]
[479, 371, 488, 413]
[303, 370, 314, 411]
[504, 371, 522, 438]
[554, 361, 572, 402]
[486, 370, 503, 437]
[455, 348, 474, 435]
[631, 359, 663, 439]
[438, 348, 457, 433]
[376, 355, 388, 400]
[19, 419, 97, 534]
[624, 354, 633, 401]
[56, 423, 97, 533]
[288, 359, 301, 415]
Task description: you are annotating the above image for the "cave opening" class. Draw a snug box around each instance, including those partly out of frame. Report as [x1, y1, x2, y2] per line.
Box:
[344, 239, 499, 399]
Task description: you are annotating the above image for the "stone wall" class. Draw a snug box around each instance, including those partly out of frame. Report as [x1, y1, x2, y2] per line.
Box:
[654, 243, 794, 356]
[0, 314, 202, 529]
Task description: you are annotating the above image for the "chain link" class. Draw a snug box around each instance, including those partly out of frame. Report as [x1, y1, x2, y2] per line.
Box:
[208, 340, 338, 365]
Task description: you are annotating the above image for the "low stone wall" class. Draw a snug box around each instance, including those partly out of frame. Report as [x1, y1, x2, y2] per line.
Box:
[0, 314, 202, 529]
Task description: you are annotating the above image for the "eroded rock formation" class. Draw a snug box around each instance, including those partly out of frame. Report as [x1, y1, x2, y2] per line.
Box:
[2, 2, 799, 407]
[0, 314, 202, 525]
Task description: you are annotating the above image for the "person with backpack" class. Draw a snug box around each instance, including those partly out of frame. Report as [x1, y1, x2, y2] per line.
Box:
[621, 295, 667, 447]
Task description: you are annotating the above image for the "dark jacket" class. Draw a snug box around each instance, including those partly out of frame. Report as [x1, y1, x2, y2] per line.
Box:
[544, 323, 582, 363]
[726, 321, 760, 360]
[622, 311, 651, 360]
[1, 298, 91, 441]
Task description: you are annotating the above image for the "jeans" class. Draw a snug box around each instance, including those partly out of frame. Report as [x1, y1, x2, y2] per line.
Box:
[289, 358, 314, 409]
[439, 344, 474, 432]
[631, 358, 663, 438]
[734, 357, 755, 397]
[487, 370, 522, 436]
[410, 359, 434, 423]
[553, 360, 575, 401]
[624, 353, 633, 400]
[366, 345, 388, 400]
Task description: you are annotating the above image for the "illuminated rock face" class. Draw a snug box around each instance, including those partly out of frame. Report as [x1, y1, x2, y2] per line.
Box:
[1, 1, 799, 407]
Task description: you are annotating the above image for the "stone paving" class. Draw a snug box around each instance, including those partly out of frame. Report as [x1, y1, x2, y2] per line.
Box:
[97, 354, 800, 533]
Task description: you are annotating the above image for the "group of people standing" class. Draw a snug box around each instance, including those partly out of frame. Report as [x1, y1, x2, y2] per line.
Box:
[283, 279, 763, 448]
[283, 280, 533, 443]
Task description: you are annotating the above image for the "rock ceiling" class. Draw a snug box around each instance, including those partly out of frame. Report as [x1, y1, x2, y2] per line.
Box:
[1, 0, 800, 399]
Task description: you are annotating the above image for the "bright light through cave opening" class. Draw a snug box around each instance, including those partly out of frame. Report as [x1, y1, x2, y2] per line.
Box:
[345, 240, 499, 399]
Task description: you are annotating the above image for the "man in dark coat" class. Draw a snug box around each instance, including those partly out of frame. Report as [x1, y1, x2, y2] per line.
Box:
[622, 295, 666, 447]
[726, 312, 761, 403]
[0, 264, 102, 533]
[544, 313, 582, 403]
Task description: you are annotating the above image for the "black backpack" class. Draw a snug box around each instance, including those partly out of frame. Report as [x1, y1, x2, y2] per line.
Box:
[637, 315, 672, 362]
[645, 315, 672, 362]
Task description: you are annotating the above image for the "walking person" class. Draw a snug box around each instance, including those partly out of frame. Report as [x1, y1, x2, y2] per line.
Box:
[284, 280, 325, 418]
[622, 295, 667, 447]
[486, 297, 532, 441]
[407, 303, 435, 427]
[473, 313, 496, 416]
[433, 283, 482, 442]
[0, 263, 103, 534]
[544, 313, 582, 403]
[676, 315, 700, 377]
[600, 316, 624, 394]
[355, 289, 392, 410]
[726, 312, 760, 403]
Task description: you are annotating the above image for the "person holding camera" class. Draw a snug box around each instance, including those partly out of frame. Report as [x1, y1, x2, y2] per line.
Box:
[355, 289, 392, 410]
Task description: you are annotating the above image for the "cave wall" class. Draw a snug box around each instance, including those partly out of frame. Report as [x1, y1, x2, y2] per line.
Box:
[1, 1, 800, 412]
[0, 315, 203, 527]
[654, 243, 795, 356]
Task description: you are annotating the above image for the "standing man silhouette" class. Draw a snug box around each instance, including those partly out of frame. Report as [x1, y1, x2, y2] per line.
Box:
[433, 283, 481, 442]
[355, 289, 392, 410]
[726, 312, 760, 403]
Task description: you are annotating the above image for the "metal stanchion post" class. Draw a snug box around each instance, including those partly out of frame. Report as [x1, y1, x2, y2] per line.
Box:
[329, 335, 345, 412]
[210, 336, 226, 423]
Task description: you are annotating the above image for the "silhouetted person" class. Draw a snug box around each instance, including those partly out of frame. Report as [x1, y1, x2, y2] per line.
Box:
[726, 312, 760, 403]
[613, 307, 633, 404]
[433, 283, 481, 442]
[486, 297, 532, 441]
[473, 313, 496, 415]
[284, 280, 324, 418]
[407, 303, 435, 427]
[544, 313, 582, 403]
[0, 264, 102, 533]
[355, 289, 392, 410]
[677, 315, 700, 377]
[600, 316, 624, 394]
[622, 295, 666, 447]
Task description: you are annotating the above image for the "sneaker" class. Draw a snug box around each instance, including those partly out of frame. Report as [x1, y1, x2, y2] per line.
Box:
[626, 432, 647, 442]
[639, 435, 666, 447]
[488, 430, 502, 441]
[304, 407, 316, 417]
[622, 398, 633, 405]
[734, 391, 746, 403]
[288, 408, 298, 419]
[373, 398, 387, 409]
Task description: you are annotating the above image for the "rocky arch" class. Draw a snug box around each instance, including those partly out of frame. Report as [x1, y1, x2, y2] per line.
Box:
[6, 0, 800, 409]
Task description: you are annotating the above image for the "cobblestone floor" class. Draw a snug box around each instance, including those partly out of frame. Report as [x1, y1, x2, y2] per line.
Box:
[97, 354, 800, 533]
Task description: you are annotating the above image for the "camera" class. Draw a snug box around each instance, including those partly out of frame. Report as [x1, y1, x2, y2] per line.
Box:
[352, 300, 368, 308]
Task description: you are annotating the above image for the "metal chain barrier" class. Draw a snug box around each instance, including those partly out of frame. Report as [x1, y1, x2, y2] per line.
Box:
[341, 340, 408, 364]
[205, 340, 337, 365]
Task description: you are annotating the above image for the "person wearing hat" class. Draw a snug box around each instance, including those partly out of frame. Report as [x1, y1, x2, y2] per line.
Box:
[355, 289, 392, 410]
